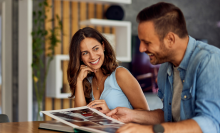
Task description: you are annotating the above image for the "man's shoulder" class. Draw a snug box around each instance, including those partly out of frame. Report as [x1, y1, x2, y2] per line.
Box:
[194, 41, 220, 57]
[188, 41, 220, 67]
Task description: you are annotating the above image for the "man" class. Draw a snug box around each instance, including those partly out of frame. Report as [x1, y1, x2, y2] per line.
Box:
[107, 2, 220, 133]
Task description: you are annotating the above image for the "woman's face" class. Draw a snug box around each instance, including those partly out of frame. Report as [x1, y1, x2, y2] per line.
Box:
[80, 37, 105, 71]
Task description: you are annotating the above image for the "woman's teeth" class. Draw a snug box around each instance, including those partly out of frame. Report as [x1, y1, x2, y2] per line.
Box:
[90, 58, 99, 64]
[148, 53, 153, 56]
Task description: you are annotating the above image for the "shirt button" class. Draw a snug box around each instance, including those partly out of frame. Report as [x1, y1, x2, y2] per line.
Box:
[169, 103, 171, 105]
[183, 80, 185, 82]
[184, 95, 187, 99]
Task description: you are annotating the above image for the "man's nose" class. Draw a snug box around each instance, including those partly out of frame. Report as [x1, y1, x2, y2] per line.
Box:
[139, 42, 147, 53]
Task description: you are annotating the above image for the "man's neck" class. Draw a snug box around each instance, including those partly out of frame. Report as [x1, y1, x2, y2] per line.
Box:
[171, 36, 189, 67]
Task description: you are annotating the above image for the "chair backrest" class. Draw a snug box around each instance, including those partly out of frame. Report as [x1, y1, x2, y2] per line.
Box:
[0, 114, 10, 123]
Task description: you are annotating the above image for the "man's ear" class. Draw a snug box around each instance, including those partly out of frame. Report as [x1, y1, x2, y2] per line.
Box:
[164, 32, 175, 48]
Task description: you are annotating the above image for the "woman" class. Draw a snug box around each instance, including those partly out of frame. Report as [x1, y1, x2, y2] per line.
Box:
[67, 27, 149, 114]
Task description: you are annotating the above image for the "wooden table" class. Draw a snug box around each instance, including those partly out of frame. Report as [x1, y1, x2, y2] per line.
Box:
[0, 121, 61, 133]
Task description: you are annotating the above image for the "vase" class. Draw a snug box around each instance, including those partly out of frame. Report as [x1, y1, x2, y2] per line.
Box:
[37, 101, 44, 121]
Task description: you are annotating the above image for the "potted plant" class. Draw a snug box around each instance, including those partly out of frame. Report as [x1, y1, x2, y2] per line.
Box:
[31, 0, 62, 121]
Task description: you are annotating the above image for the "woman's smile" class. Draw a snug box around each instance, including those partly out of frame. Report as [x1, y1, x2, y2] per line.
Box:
[90, 58, 100, 65]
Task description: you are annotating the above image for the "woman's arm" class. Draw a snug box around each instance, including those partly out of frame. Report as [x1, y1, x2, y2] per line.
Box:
[74, 65, 93, 107]
[115, 67, 150, 110]
[74, 81, 87, 107]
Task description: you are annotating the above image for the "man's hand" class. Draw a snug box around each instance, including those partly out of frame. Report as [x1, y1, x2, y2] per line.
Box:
[116, 123, 153, 133]
[106, 107, 134, 123]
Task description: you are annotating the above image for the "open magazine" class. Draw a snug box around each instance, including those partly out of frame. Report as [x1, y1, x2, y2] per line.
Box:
[41, 106, 124, 133]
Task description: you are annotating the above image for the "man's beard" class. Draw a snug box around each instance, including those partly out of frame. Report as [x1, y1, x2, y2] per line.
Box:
[150, 41, 171, 65]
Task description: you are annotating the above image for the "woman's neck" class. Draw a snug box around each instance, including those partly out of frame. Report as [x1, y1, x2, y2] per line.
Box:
[94, 69, 104, 81]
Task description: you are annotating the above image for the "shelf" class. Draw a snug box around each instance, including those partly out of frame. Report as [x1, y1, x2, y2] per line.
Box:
[80, 19, 131, 62]
[46, 55, 71, 98]
[64, 0, 132, 4]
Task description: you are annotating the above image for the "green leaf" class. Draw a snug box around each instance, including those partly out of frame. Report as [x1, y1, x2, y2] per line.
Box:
[44, 1, 49, 6]
[56, 14, 60, 19]
[38, 11, 42, 17]
[31, 32, 35, 36]
[34, 19, 38, 24]
[39, 2, 42, 7]
[33, 11, 36, 17]
[48, 18, 55, 22]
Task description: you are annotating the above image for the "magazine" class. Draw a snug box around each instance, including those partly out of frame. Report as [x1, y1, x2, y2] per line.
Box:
[39, 121, 74, 132]
[41, 106, 124, 133]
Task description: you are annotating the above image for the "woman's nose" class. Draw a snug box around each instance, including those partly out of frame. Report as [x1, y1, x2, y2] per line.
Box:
[89, 52, 96, 59]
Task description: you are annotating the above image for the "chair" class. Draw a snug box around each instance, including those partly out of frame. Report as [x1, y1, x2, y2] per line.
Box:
[0, 114, 10, 123]
[136, 66, 159, 93]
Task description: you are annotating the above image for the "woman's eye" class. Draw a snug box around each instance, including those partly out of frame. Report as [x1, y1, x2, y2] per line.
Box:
[82, 52, 88, 55]
[94, 47, 99, 51]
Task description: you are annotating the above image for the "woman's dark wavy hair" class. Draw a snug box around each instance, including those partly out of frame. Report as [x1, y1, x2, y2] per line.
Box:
[137, 2, 188, 41]
[67, 27, 118, 103]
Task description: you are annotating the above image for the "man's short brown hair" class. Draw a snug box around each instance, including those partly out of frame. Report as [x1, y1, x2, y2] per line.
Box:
[137, 2, 188, 41]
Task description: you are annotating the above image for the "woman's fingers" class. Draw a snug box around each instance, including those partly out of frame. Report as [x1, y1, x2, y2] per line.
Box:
[88, 100, 110, 112]
[87, 100, 105, 107]
[77, 65, 94, 81]
[89, 103, 104, 109]
[80, 65, 93, 72]
[89, 103, 110, 114]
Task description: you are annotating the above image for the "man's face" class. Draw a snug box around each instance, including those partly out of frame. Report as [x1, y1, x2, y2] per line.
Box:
[138, 21, 171, 65]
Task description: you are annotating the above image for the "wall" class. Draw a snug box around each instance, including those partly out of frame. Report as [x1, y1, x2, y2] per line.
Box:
[121, 0, 220, 48]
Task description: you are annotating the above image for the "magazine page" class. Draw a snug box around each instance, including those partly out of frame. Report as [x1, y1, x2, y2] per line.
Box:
[41, 106, 124, 129]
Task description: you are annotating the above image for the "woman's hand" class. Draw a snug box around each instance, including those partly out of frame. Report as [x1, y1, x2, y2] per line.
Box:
[77, 65, 93, 82]
[87, 100, 110, 114]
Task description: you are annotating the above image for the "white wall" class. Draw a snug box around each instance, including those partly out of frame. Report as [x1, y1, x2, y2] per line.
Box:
[0, 0, 12, 121]
[18, 0, 33, 121]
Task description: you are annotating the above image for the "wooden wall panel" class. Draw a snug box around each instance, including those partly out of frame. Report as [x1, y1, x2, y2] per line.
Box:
[45, 0, 52, 56]
[63, 0, 71, 109]
[96, 4, 103, 33]
[88, 3, 95, 28]
[104, 5, 110, 33]
[71, 2, 79, 36]
[54, 0, 61, 55]
[80, 2, 87, 29]
[44, 0, 53, 121]
[62, 1, 70, 55]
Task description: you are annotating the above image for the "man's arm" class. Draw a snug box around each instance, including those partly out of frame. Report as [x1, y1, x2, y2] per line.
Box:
[161, 119, 202, 133]
[116, 119, 202, 133]
[106, 107, 164, 124]
[132, 109, 164, 125]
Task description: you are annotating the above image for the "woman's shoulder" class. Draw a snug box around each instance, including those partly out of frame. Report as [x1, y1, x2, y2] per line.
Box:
[107, 66, 130, 82]
[115, 66, 131, 81]
[115, 66, 129, 74]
